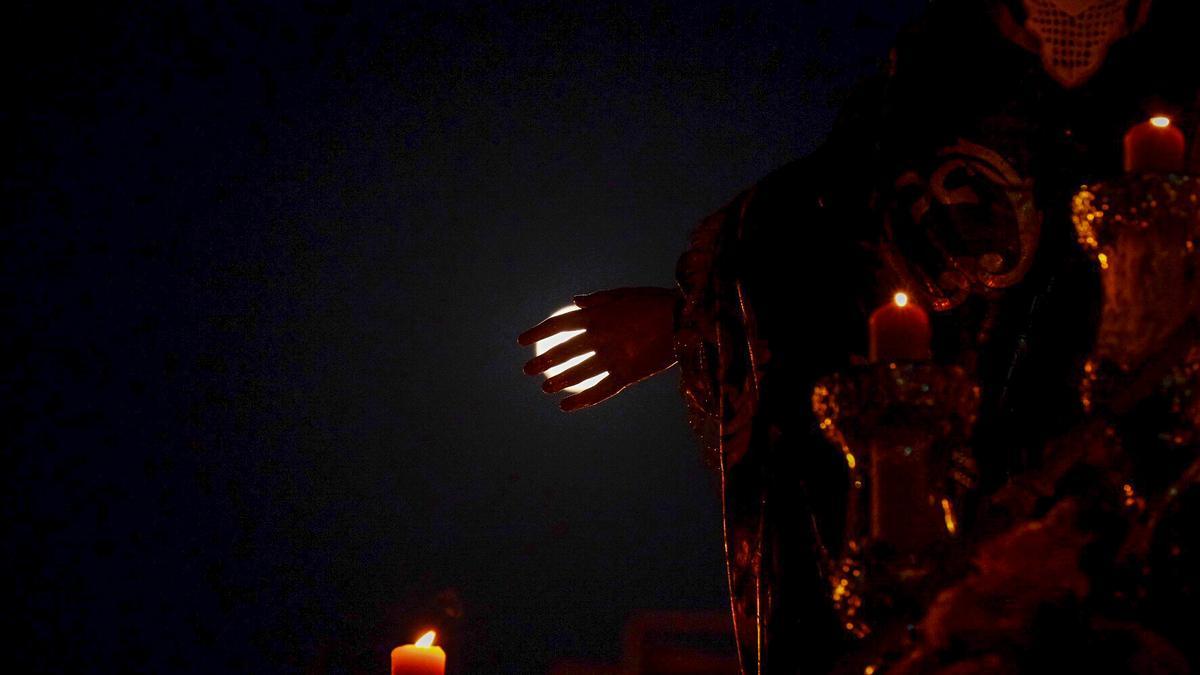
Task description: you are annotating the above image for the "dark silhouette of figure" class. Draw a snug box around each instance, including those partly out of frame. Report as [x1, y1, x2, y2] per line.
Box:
[522, 1, 1200, 672]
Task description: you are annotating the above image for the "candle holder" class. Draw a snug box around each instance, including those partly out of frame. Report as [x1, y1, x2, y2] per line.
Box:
[1071, 174, 1200, 576]
[811, 362, 980, 639]
[1073, 175, 1200, 374]
[1072, 175, 1200, 429]
[967, 176, 1200, 665]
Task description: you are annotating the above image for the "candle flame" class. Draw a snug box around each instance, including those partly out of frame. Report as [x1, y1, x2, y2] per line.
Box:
[415, 631, 437, 648]
[1150, 116, 1171, 128]
[893, 292, 909, 308]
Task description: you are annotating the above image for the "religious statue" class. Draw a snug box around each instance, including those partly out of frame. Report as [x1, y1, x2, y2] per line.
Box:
[520, 1, 1200, 672]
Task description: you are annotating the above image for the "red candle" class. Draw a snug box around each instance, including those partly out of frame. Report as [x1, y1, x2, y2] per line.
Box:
[391, 631, 446, 675]
[869, 292, 931, 363]
[1123, 116, 1186, 174]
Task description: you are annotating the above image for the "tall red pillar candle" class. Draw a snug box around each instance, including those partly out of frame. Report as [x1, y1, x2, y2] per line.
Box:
[1124, 116, 1186, 174]
[391, 631, 446, 675]
[868, 292, 931, 363]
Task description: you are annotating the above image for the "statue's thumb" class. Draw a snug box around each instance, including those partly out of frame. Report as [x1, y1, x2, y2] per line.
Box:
[573, 288, 619, 308]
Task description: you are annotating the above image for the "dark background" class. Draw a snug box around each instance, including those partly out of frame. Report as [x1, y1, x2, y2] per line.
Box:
[6, 1, 922, 672]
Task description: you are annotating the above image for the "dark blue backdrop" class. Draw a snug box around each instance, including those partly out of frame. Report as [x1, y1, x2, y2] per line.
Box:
[6, 2, 923, 672]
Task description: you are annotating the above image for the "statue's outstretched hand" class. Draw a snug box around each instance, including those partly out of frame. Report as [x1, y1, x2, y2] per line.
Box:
[518, 287, 680, 412]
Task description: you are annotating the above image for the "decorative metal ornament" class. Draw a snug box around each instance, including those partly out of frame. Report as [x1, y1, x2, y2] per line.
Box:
[885, 140, 1042, 311]
[1072, 175, 1200, 374]
[1068, 176, 1200, 664]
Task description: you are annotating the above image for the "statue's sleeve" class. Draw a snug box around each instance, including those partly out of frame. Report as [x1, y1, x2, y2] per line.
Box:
[671, 74, 889, 673]
[672, 143, 882, 475]
[673, 185, 762, 472]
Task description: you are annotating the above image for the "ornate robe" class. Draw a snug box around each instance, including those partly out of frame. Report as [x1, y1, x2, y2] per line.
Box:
[673, 1, 1199, 672]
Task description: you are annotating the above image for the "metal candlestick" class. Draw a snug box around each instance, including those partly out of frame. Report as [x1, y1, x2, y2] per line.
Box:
[812, 362, 980, 638]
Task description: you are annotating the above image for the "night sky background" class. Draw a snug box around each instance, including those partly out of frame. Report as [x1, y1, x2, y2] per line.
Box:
[7, 1, 924, 672]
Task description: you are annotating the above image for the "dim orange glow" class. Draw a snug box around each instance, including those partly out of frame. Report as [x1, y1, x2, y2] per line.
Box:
[940, 498, 957, 535]
[414, 631, 437, 648]
[1150, 116, 1171, 128]
[893, 292, 909, 308]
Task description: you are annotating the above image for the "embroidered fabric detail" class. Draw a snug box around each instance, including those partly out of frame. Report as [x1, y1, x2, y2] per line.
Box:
[1021, 0, 1131, 87]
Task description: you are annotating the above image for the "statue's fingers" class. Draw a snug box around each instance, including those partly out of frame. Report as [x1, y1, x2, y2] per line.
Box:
[542, 357, 606, 393]
[517, 311, 587, 346]
[560, 378, 621, 412]
[522, 336, 595, 375]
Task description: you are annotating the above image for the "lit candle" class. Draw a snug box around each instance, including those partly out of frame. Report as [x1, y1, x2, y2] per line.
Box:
[868, 292, 931, 363]
[1123, 116, 1186, 174]
[391, 630, 446, 675]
